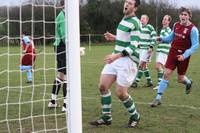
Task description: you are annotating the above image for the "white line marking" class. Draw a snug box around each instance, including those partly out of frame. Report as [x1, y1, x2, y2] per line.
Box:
[1, 88, 200, 110]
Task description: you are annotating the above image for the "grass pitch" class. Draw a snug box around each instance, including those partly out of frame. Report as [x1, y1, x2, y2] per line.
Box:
[0, 44, 200, 133]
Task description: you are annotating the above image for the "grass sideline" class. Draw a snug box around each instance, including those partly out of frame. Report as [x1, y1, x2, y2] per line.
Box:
[0, 44, 200, 132]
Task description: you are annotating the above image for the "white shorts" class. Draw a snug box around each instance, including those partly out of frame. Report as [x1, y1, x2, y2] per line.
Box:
[101, 57, 138, 88]
[156, 52, 168, 65]
[139, 49, 153, 63]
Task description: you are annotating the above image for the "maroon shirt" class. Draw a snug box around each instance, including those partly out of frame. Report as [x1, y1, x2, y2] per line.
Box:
[22, 37, 35, 54]
[171, 22, 194, 51]
[21, 37, 36, 66]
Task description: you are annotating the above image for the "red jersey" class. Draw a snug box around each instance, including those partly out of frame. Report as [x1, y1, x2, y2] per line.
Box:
[22, 37, 35, 54]
[171, 22, 194, 51]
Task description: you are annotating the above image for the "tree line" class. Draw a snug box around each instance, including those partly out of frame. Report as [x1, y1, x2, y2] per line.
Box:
[0, 0, 200, 45]
[81, 0, 200, 34]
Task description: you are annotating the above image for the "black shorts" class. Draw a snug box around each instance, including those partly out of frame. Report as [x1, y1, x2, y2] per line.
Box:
[56, 41, 66, 74]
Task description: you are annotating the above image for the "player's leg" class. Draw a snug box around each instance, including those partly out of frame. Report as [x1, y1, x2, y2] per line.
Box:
[58, 72, 67, 112]
[150, 68, 173, 107]
[90, 74, 116, 126]
[27, 54, 36, 83]
[58, 49, 68, 112]
[20, 54, 34, 83]
[48, 41, 68, 110]
[62, 80, 67, 111]
[48, 72, 63, 108]
[155, 52, 166, 88]
[178, 75, 192, 94]
[154, 62, 164, 90]
[19, 65, 32, 71]
[150, 48, 177, 107]
[144, 49, 154, 87]
[156, 63, 164, 84]
[177, 58, 192, 94]
[116, 85, 140, 127]
[131, 64, 143, 87]
[143, 63, 153, 87]
[116, 60, 140, 128]
[48, 45, 64, 108]
[131, 50, 144, 87]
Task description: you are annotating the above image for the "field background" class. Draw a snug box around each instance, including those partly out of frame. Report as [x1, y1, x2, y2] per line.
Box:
[0, 44, 200, 133]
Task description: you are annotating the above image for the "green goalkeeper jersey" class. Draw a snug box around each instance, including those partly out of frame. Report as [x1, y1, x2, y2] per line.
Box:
[54, 10, 66, 46]
[114, 16, 141, 65]
[156, 26, 171, 54]
[139, 24, 157, 49]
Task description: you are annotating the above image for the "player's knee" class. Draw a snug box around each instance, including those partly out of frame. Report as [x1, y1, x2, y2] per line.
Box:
[155, 63, 162, 71]
[139, 64, 146, 70]
[115, 88, 128, 100]
[98, 84, 109, 94]
[57, 72, 65, 81]
[163, 73, 170, 80]
[177, 76, 184, 83]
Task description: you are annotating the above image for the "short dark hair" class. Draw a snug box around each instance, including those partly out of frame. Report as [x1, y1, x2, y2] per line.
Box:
[60, 0, 64, 7]
[23, 31, 28, 35]
[180, 7, 192, 18]
[135, 0, 140, 7]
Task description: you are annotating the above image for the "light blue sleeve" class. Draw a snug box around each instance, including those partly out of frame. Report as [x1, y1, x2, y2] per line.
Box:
[160, 31, 174, 43]
[23, 36, 30, 45]
[183, 27, 199, 59]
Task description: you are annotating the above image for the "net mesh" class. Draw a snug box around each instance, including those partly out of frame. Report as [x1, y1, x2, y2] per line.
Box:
[0, 0, 68, 132]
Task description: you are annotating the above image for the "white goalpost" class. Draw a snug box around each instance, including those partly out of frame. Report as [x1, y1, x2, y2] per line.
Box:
[0, 0, 82, 132]
[66, 0, 82, 133]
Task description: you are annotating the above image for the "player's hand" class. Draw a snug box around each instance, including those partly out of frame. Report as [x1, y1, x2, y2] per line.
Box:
[104, 53, 122, 64]
[156, 36, 161, 42]
[148, 47, 153, 54]
[177, 55, 184, 61]
[104, 32, 116, 41]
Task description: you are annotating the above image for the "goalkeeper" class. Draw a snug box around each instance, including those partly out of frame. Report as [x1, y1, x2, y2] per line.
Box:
[19, 33, 36, 83]
[48, 0, 67, 112]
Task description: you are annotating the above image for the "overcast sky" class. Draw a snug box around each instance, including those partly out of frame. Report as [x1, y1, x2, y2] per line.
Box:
[168, 0, 200, 8]
[0, 0, 199, 9]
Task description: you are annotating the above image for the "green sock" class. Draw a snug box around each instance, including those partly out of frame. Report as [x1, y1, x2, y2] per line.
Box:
[144, 68, 152, 83]
[135, 69, 143, 83]
[122, 95, 140, 120]
[157, 69, 164, 84]
[101, 92, 112, 121]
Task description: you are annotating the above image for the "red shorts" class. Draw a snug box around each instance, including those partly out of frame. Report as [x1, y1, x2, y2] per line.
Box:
[165, 48, 190, 75]
[21, 53, 36, 66]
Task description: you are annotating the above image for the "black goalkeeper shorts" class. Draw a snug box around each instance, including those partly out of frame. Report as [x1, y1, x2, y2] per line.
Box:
[56, 41, 66, 74]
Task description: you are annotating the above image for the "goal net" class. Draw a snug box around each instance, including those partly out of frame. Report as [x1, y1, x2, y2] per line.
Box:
[0, 0, 82, 133]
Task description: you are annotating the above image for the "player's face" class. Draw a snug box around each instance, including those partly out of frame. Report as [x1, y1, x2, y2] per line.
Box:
[179, 11, 190, 25]
[140, 15, 148, 26]
[162, 16, 170, 26]
[123, 0, 136, 15]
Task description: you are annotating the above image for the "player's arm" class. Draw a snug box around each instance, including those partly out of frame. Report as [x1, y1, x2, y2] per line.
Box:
[160, 31, 174, 43]
[149, 25, 157, 49]
[55, 19, 60, 46]
[23, 44, 30, 54]
[160, 24, 176, 43]
[104, 31, 139, 64]
[104, 31, 116, 41]
[22, 36, 31, 54]
[182, 26, 199, 59]
[55, 11, 65, 46]
[123, 30, 140, 56]
[104, 53, 122, 64]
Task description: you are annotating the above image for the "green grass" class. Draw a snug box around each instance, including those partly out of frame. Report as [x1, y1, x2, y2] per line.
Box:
[0, 44, 200, 133]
